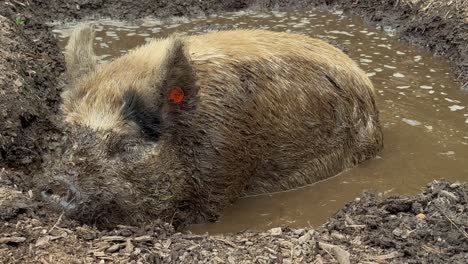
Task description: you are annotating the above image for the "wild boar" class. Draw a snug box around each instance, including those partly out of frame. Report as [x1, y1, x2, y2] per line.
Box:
[38, 25, 383, 228]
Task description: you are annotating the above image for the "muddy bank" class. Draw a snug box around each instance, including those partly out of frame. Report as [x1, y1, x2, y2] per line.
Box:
[1, 181, 466, 263]
[331, 0, 468, 87]
[0, 3, 63, 173]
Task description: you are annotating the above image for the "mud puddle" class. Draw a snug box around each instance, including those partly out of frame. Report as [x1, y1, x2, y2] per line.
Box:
[52, 9, 468, 234]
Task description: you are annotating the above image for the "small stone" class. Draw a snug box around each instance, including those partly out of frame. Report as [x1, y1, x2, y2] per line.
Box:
[279, 241, 293, 248]
[298, 232, 311, 244]
[14, 79, 22, 87]
[269, 227, 282, 236]
[449, 182, 461, 188]
[392, 228, 402, 237]
[106, 244, 121, 253]
[132, 247, 142, 256]
[293, 229, 305, 235]
[331, 232, 345, 240]
[416, 213, 426, 220]
[35, 236, 50, 247]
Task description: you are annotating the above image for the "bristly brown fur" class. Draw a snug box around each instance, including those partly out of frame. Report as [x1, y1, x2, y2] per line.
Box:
[38, 26, 383, 228]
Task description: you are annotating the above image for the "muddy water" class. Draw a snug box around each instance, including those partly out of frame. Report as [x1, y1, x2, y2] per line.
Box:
[53, 9, 468, 234]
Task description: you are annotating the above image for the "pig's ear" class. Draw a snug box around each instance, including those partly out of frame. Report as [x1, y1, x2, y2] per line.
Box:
[64, 24, 97, 81]
[156, 35, 197, 130]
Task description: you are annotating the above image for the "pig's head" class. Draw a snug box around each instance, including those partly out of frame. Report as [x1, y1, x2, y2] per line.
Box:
[38, 25, 202, 227]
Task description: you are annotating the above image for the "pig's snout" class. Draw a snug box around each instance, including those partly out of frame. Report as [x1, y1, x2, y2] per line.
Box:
[40, 175, 81, 211]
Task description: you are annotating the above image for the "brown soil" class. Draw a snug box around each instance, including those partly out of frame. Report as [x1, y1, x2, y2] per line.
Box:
[0, 0, 467, 263]
[1, 181, 466, 263]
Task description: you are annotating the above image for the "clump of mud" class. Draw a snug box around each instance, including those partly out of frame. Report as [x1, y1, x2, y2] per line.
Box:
[326, 180, 468, 262]
[1, 180, 466, 263]
[0, 3, 64, 174]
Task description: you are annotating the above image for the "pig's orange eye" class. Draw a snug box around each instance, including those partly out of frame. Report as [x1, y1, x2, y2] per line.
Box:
[168, 86, 184, 104]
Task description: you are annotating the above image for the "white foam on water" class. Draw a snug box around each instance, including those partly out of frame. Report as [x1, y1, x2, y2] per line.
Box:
[420, 85, 433, 90]
[384, 65, 396, 69]
[393, 73, 405, 78]
[445, 98, 461, 103]
[366, 72, 376, 77]
[448, 105, 465, 111]
[377, 44, 391, 49]
[328, 30, 354, 36]
[402, 118, 422, 126]
[396, 86, 410, 89]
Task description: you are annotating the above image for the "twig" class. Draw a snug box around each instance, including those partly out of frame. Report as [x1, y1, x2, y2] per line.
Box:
[435, 205, 468, 239]
[345, 224, 366, 228]
[366, 251, 403, 261]
[48, 211, 64, 234]
[213, 237, 237, 248]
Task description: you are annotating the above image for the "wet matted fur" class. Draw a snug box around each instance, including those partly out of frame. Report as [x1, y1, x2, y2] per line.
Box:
[37, 25, 383, 228]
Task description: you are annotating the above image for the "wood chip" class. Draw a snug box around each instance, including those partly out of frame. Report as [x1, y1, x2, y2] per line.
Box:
[125, 239, 134, 253]
[106, 244, 122, 253]
[0, 236, 26, 244]
[366, 251, 403, 261]
[318, 242, 350, 264]
[100, 236, 126, 242]
[134, 235, 152, 242]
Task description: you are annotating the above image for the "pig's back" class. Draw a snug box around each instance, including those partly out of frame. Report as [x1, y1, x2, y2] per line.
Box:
[183, 30, 382, 195]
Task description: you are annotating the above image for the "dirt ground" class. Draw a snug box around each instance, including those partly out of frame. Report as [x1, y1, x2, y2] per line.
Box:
[1, 181, 466, 263]
[1, 0, 467, 263]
